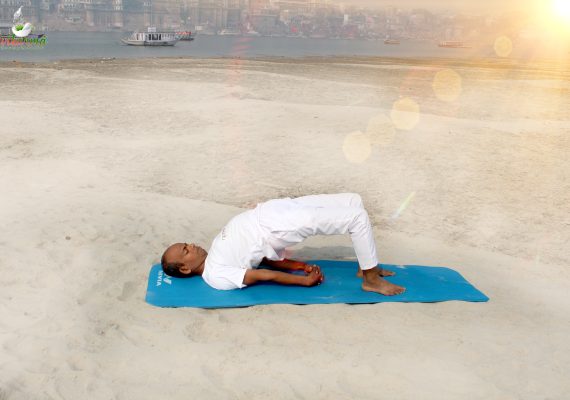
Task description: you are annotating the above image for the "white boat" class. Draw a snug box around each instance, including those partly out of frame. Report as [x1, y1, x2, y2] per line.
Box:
[121, 28, 179, 46]
[384, 38, 400, 45]
[438, 40, 471, 48]
[219, 28, 240, 36]
[195, 25, 216, 35]
[244, 22, 260, 36]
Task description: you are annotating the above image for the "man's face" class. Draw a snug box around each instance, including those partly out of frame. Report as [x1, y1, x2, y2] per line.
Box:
[163, 242, 207, 275]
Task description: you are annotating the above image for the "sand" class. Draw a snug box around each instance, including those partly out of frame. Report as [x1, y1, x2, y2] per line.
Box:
[1, 56, 569, 399]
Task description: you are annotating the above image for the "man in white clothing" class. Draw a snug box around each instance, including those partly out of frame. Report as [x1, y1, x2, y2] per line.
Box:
[161, 193, 405, 296]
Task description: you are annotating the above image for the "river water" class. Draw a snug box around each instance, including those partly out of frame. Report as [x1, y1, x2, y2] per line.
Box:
[1, 31, 569, 62]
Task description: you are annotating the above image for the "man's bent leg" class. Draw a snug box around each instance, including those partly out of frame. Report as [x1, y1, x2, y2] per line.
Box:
[294, 194, 395, 278]
[311, 206, 404, 295]
[292, 193, 365, 209]
[311, 206, 378, 269]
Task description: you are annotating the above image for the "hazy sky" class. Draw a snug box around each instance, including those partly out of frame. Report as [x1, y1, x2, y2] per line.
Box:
[332, 0, 540, 13]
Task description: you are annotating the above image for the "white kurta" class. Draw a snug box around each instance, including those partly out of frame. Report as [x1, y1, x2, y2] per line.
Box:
[202, 193, 379, 290]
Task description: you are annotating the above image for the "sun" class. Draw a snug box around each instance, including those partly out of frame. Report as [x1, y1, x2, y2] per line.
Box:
[553, 0, 570, 20]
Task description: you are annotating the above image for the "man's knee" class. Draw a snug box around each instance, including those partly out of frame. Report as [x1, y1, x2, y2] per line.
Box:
[349, 207, 372, 231]
[348, 193, 364, 209]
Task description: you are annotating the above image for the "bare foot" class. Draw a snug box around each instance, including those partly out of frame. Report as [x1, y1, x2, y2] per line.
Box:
[356, 267, 395, 278]
[362, 277, 406, 296]
[361, 267, 405, 296]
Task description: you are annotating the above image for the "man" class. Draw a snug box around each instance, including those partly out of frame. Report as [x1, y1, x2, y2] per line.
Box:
[161, 193, 405, 296]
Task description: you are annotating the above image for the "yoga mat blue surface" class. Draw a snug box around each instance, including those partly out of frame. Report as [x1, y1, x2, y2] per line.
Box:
[145, 260, 489, 308]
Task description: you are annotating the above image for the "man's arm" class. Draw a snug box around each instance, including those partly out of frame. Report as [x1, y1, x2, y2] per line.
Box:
[260, 257, 313, 271]
[243, 268, 323, 287]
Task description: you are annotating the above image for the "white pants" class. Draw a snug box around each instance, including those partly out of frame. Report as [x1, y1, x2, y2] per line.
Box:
[258, 193, 379, 270]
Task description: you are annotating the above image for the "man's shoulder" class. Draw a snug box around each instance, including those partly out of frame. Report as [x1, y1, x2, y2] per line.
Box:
[202, 257, 247, 290]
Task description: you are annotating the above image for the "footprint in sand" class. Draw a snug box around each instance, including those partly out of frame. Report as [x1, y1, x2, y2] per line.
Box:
[117, 281, 137, 301]
[0, 388, 10, 400]
[183, 318, 206, 341]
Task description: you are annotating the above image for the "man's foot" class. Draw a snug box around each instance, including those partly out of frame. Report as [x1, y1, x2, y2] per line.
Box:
[356, 267, 395, 278]
[362, 277, 406, 296]
[361, 267, 405, 296]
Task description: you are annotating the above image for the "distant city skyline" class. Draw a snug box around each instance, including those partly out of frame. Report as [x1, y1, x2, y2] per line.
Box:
[331, 0, 541, 14]
[1, 0, 561, 37]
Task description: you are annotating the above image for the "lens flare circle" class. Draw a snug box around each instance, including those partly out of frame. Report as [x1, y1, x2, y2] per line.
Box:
[432, 69, 462, 102]
[343, 131, 372, 164]
[390, 97, 420, 130]
[494, 35, 513, 58]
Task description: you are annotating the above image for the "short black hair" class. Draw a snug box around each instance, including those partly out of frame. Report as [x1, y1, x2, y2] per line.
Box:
[161, 252, 189, 278]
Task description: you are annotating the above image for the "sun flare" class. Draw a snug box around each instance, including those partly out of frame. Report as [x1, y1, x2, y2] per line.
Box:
[553, 0, 570, 20]
[538, 0, 570, 36]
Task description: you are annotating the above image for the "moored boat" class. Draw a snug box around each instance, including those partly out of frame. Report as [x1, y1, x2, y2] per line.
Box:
[244, 22, 260, 36]
[218, 28, 240, 36]
[121, 28, 179, 46]
[438, 40, 471, 48]
[176, 31, 195, 41]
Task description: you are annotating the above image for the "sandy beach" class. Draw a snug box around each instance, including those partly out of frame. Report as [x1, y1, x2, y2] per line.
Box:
[1, 56, 569, 399]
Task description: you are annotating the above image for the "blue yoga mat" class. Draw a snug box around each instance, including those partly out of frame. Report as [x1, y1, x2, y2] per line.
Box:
[145, 260, 488, 308]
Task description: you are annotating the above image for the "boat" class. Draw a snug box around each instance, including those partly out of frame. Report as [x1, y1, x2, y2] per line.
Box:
[176, 31, 195, 41]
[218, 28, 240, 36]
[438, 40, 471, 48]
[244, 22, 260, 37]
[121, 27, 179, 46]
[195, 25, 216, 35]
[244, 30, 260, 37]
[384, 38, 400, 45]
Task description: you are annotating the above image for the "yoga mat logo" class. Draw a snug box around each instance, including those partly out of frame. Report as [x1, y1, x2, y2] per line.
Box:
[156, 270, 172, 286]
[0, 6, 47, 49]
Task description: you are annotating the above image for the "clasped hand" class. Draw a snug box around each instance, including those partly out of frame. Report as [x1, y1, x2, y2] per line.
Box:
[301, 263, 324, 286]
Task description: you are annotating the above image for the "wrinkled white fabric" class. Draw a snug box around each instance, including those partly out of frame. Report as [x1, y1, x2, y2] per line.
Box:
[203, 193, 379, 290]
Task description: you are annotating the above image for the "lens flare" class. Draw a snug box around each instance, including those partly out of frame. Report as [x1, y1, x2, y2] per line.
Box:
[553, 0, 570, 20]
[343, 131, 372, 163]
[390, 97, 420, 130]
[365, 114, 396, 146]
[432, 69, 462, 102]
[494, 36, 513, 58]
[392, 191, 416, 219]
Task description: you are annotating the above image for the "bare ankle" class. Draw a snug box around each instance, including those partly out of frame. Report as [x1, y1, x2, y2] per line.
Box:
[362, 267, 380, 281]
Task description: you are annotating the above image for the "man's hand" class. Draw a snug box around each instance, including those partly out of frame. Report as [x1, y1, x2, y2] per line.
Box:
[303, 263, 316, 273]
[243, 265, 324, 287]
[261, 258, 316, 272]
[303, 265, 324, 286]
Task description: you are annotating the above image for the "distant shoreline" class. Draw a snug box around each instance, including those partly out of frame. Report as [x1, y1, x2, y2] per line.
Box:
[1, 55, 569, 78]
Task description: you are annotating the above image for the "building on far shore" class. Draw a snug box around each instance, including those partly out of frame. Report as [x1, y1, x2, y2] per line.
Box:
[0, 0, 527, 42]
[0, 0, 39, 25]
[182, 0, 245, 32]
[83, 0, 124, 28]
[51, 0, 177, 30]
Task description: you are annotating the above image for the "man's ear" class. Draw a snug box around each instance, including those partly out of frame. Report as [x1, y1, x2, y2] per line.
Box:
[179, 264, 192, 275]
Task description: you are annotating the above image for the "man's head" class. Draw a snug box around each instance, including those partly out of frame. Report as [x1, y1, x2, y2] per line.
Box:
[161, 242, 208, 278]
